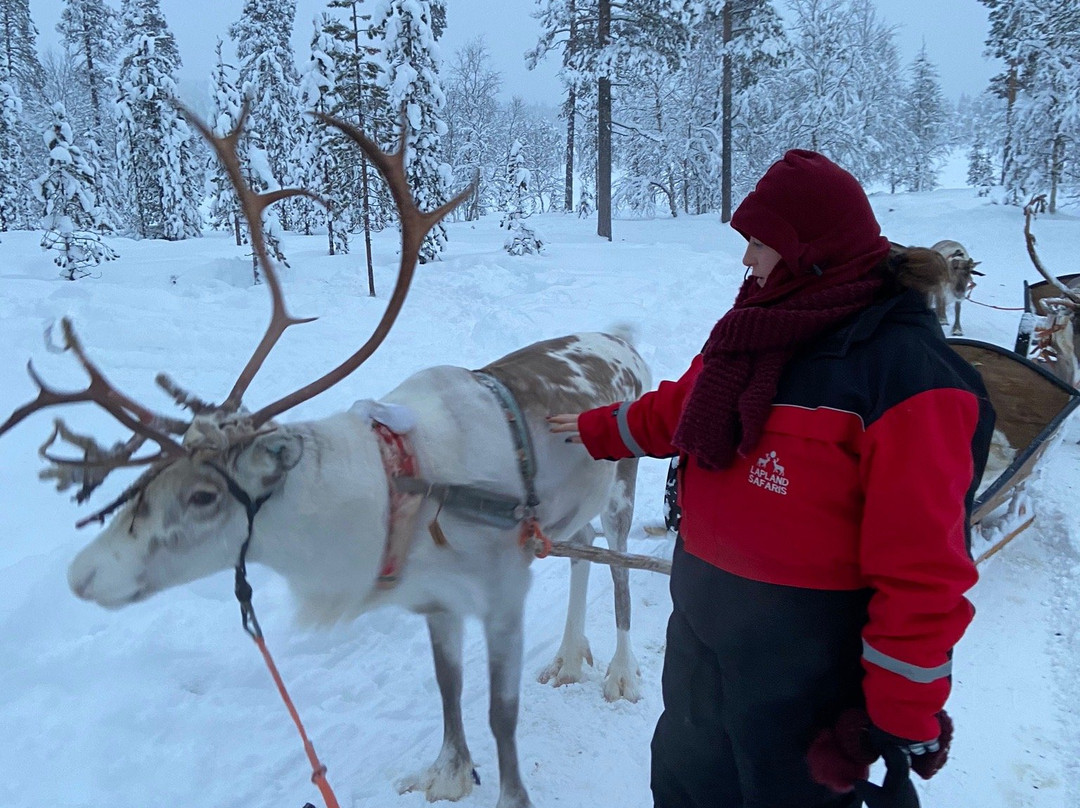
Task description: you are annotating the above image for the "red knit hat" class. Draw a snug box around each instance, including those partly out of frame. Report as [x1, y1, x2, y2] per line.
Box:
[731, 150, 888, 277]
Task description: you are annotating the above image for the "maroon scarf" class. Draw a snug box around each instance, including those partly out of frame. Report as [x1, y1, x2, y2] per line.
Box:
[672, 261, 885, 471]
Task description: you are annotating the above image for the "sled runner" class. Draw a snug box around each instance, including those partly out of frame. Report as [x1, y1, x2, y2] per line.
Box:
[946, 339, 1079, 563]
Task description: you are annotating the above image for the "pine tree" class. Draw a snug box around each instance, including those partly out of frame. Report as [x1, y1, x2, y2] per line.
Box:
[902, 44, 950, 192]
[500, 138, 543, 255]
[293, 14, 349, 256]
[967, 140, 995, 197]
[33, 103, 117, 279]
[530, 0, 693, 239]
[58, 0, 122, 230]
[1, 0, 46, 229]
[0, 66, 25, 232]
[375, 0, 450, 263]
[1, 0, 46, 98]
[981, 0, 1080, 210]
[230, 0, 302, 231]
[758, 0, 906, 187]
[114, 0, 200, 240]
[325, 0, 392, 294]
[206, 39, 246, 244]
[442, 37, 502, 221]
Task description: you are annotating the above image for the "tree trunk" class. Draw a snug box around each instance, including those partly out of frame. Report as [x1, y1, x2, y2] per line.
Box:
[346, 5, 377, 297]
[596, 0, 612, 241]
[564, 86, 576, 213]
[1049, 133, 1064, 214]
[564, 0, 577, 213]
[1000, 65, 1018, 190]
[720, 2, 733, 223]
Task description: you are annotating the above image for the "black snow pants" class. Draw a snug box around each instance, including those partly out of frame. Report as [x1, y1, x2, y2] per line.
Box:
[651, 540, 872, 808]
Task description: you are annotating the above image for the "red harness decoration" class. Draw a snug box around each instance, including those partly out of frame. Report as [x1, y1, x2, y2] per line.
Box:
[372, 421, 422, 587]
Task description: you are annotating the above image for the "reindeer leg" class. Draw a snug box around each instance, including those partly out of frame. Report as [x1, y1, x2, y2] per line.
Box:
[484, 595, 534, 808]
[600, 458, 642, 702]
[934, 293, 948, 325]
[397, 611, 477, 802]
[952, 300, 964, 336]
[538, 523, 595, 686]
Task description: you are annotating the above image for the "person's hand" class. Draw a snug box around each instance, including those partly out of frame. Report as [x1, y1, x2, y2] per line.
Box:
[547, 413, 582, 443]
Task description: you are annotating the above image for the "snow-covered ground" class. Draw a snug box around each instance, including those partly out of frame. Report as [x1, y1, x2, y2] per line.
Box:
[1, 172, 1078, 807]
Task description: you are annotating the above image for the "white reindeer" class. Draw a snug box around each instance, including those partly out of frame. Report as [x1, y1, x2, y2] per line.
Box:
[930, 239, 983, 336]
[1, 112, 651, 808]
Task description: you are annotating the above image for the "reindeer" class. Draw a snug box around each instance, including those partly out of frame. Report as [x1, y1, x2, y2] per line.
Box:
[0, 110, 652, 808]
[1021, 195, 1080, 388]
[930, 239, 984, 336]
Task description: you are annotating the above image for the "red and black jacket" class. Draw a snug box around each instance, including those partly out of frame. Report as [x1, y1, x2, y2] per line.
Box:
[578, 288, 995, 742]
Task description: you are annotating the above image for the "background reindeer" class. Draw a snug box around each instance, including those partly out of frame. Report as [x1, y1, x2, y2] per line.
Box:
[930, 239, 984, 335]
[0, 111, 652, 808]
[1021, 195, 1080, 388]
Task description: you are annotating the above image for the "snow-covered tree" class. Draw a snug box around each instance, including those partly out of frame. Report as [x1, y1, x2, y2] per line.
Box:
[1, 0, 46, 98]
[530, 0, 693, 238]
[33, 103, 116, 279]
[230, 0, 302, 231]
[901, 44, 950, 192]
[0, 67, 26, 232]
[324, 0, 393, 294]
[968, 140, 995, 197]
[57, 0, 122, 230]
[442, 37, 502, 221]
[205, 40, 246, 244]
[375, 0, 450, 263]
[114, 0, 200, 240]
[757, 0, 906, 187]
[981, 0, 1080, 210]
[500, 138, 543, 255]
[293, 15, 349, 256]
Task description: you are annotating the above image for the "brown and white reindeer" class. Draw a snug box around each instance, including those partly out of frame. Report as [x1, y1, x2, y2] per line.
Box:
[930, 239, 984, 335]
[1022, 194, 1080, 388]
[0, 109, 651, 808]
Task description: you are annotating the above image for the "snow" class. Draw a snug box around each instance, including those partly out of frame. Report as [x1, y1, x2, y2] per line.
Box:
[1, 179, 1078, 808]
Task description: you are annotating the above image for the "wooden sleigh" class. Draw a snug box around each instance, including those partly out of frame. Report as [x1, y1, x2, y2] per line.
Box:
[948, 339, 1080, 563]
[560, 340, 1080, 574]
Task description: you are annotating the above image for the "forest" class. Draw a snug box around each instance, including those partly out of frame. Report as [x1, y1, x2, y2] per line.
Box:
[1, 0, 1077, 279]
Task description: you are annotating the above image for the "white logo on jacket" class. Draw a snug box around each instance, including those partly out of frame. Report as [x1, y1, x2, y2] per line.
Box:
[748, 450, 788, 495]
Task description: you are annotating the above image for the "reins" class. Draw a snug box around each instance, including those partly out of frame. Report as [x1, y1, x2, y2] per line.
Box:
[207, 463, 341, 808]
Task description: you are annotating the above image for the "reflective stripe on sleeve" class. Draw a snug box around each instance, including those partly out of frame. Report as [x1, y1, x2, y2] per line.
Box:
[863, 639, 952, 684]
[615, 402, 647, 457]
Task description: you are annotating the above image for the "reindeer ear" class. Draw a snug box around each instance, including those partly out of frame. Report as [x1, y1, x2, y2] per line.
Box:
[240, 431, 303, 487]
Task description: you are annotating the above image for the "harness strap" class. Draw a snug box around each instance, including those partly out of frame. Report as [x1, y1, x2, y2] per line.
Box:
[472, 371, 551, 558]
[371, 421, 424, 587]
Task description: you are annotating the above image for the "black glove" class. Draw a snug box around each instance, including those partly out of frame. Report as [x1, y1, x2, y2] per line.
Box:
[853, 740, 920, 808]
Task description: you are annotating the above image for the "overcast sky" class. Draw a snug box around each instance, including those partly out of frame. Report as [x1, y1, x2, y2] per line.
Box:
[29, 0, 999, 106]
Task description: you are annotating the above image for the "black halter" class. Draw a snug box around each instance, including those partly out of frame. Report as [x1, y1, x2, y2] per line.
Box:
[206, 462, 273, 639]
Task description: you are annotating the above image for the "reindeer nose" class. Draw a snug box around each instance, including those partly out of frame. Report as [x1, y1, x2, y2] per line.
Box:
[69, 568, 96, 600]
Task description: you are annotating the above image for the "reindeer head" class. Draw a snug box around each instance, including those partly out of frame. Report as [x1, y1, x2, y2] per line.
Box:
[1024, 195, 1080, 387]
[3, 107, 469, 609]
[944, 251, 984, 298]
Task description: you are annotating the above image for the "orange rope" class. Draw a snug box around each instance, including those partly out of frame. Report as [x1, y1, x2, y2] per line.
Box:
[253, 635, 341, 808]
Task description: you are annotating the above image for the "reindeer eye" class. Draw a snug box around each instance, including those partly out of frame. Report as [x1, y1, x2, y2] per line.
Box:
[188, 489, 218, 508]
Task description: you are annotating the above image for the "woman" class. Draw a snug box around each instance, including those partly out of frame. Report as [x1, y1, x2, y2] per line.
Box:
[549, 150, 995, 808]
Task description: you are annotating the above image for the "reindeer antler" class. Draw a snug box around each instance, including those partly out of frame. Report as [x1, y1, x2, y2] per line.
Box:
[176, 102, 322, 413]
[1, 319, 189, 453]
[2, 102, 472, 516]
[0, 319, 190, 504]
[244, 114, 473, 429]
[1024, 194, 1080, 305]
